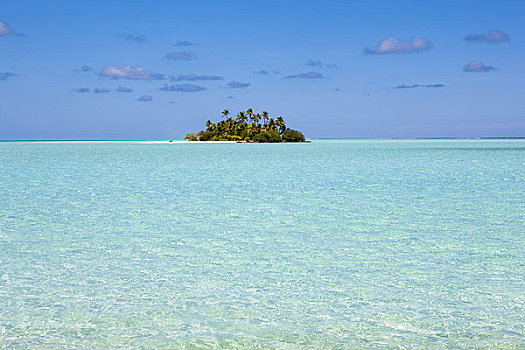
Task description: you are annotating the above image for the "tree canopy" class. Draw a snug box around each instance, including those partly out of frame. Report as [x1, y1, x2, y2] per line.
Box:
[185, 108, 305, 142]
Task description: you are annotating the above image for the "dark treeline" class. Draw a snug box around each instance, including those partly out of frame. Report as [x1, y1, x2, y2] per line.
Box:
[185, 109, 305, 142]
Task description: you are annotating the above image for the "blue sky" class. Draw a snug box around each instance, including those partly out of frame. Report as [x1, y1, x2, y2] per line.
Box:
[1, 0, 524, 139]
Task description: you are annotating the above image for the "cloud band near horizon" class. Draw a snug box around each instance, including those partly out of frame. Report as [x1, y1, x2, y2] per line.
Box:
[393, 83, 445, 89]
[170, 74, 223, 81]
[285, 72, 324, 79]
[159, 83, 206, 92]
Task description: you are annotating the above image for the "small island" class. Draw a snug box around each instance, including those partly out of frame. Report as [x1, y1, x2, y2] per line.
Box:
[185, 108, 305, 142]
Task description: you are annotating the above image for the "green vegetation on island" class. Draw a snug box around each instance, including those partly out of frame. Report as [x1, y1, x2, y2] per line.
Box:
[185, 109, 305, 142]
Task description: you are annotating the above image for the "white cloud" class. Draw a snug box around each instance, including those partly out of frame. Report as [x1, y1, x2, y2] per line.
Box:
[364, 37, 433, 55]
[100, 65, 164, 80]
[463, 60, 495, 72]
[0, 21, 12, 36]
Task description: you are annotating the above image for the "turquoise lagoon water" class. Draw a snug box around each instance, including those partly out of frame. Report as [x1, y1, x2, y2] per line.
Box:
[0, 139, 524, 348]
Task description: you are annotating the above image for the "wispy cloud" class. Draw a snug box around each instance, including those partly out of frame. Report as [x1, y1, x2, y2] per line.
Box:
[72, 87, 111, 93]
[159, 83, 206, 92]
[118, 32, 147, 42]
[76, 65, 94, 72]
[463, 60, 495, 72]
[0, 21, 13, 36]
[165, 51, 196, 61]
[0, 20, 26, 37]
[393, 83, 445, 89]
[170, 73, 223, 81]
[0, 72, 17, 80]
[116, 86, 133, 93]
[93, 88, 110, 94]
[100, 65, 164, 80]
[254, 70, 280, 75]
[363, 37, 433, 55]
[285, 72, 325, 79]
[306, 60, 323, 67]
[72, 88, 91, 93]
[464, 30, 510, 43]
[173, 40, 192, 46]
[137, 95, 153, 102]
[226, 81, 250, 89]
[306, 60, 340, 69]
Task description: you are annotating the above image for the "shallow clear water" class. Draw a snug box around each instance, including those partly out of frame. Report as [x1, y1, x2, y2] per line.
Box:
[1, 139, 524, 348]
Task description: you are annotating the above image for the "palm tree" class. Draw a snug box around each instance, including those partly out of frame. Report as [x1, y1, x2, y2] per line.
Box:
[206, 120, 215, 132]
[253, 113, 261, 126]
[261, 111, 269, 127]
[221, 109, 230, 119]
[236, 120, 245, 136]
[225, 118, 235, 134]
[246, 108, 254, 124]
[268, 118, 276, 131]
[276, 116, 286, 135]
[236, 111, 248, 125]
[246, 123, 258, 140]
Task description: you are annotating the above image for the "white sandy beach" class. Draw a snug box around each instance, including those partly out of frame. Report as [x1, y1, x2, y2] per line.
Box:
[8, 140, 239, 144]
[146, 140, 239, 144]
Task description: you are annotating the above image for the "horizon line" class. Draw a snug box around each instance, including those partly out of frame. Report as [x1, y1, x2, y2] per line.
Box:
[1, 137, 525, 142]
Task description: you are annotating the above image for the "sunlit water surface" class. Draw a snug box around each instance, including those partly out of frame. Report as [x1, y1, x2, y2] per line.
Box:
[1, 140, 524, 348]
